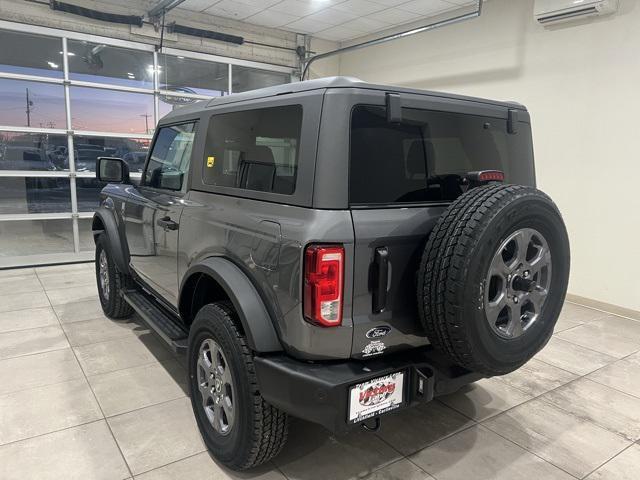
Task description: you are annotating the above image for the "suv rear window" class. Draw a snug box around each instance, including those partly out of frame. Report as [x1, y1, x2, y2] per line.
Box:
[349, 105, 534, 205]
[202, 105, 302, 195]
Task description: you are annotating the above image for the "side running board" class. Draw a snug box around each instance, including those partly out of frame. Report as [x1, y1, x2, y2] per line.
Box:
[121, 290, 188, 354]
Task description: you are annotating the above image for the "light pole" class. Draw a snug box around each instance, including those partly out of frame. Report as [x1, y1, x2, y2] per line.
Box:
[25, 88, 34, 127]
[140, 113, 152, 134]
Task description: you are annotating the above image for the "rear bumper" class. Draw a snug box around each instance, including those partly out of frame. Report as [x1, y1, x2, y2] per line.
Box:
[254, 347, 483, 434]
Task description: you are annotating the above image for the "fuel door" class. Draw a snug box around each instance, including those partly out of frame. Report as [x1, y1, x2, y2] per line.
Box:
[250, 220, 282, 271]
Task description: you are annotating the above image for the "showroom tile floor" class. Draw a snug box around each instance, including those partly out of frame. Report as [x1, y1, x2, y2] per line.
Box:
[1, 263, 639, 480]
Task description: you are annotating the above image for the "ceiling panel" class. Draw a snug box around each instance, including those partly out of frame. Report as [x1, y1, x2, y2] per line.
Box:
[367, 7, 416, 24]
[398, 0, 457, 15]
[299, 7, 358, 25]
[177, 0, 479, 42]
[286, 16, 334, 34]
[203, 0, 262, 20]
[332, 0, 388, 16]
[245, 9, 299, 28]
[372, 0, 413, 5]
[269, 0, 327, 16]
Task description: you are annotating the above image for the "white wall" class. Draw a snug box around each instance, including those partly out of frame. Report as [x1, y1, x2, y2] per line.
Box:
[338, 0, 640, 312]
[308, 37, 340, 79]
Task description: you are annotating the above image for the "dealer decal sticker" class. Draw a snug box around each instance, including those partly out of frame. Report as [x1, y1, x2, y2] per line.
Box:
[362, 340, 385, 357]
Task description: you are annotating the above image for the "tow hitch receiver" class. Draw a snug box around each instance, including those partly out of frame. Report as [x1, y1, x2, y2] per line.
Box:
[361, 417, 381, 432]
[413, 366, 435, 402]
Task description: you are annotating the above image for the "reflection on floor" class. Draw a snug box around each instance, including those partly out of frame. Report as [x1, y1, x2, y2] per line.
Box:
[0, 263, 639, 479]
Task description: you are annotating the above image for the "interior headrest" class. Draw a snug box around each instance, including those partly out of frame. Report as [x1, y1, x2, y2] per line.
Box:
[407, 140, 436, 176]
[245, 145, 275, 165]
[407, 141, 426, 175]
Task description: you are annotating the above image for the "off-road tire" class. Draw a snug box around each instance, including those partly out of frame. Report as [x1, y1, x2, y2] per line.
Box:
[417, 184, 570, 376]
[95, 233, 134, 319]
[188, 302, 289, 470]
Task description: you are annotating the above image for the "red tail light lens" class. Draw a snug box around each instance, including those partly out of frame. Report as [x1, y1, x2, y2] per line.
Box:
[478, 170, 505, 182]
[303, 245, 344, 327]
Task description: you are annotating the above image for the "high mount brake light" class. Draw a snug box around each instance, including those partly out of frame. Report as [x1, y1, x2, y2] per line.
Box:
[463, 170, 505, 185]
[303, 245, 344, 327]
[478, 170, 505, 182]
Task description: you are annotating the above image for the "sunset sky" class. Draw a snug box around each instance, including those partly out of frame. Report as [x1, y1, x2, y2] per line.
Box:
[0, 78, 153, 135]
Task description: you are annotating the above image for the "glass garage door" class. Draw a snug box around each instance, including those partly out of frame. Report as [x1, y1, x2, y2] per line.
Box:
[0, 25, 293, 268]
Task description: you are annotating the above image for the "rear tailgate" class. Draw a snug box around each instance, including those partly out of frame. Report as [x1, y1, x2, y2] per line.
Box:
[348, 102, 534, 359]
[351, 206, 444, 359]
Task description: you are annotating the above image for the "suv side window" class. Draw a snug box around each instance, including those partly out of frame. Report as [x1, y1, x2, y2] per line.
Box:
[202, 105, 302, 195]
[144, 122, 197, 191]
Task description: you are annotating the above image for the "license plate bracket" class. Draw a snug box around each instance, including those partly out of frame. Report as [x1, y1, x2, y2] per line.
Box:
[347, 371, 405, 424]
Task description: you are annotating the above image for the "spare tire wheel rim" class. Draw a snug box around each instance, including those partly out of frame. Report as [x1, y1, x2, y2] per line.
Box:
[485, 227, 552, 339]
[197, 338, 235, 435]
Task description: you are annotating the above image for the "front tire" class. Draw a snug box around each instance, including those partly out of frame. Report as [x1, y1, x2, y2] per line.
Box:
[188, 302, 288, 470]
[95, 233, 133, 319]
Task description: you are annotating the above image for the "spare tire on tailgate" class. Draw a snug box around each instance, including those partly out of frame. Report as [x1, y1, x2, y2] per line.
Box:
[417, 184, 570, 376]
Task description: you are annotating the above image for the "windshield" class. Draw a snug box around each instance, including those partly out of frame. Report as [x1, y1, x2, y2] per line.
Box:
[349, 105, 535, 205]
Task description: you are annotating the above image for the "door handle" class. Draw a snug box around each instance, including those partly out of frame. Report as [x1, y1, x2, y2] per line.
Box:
[157, 216, 178, 231]
[373, 247, 389, 313]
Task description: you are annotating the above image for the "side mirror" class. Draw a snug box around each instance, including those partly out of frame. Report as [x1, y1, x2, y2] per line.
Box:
[97, 157, 130, 184]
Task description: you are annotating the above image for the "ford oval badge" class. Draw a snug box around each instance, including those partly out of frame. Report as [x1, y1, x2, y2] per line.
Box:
[366, 326, 391, 339]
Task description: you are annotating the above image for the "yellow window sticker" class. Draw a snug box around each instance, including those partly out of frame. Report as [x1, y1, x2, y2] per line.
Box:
[206, 156, 215, 168]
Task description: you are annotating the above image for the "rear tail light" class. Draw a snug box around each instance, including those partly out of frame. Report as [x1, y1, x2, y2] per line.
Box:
[303, 245, 344, 327]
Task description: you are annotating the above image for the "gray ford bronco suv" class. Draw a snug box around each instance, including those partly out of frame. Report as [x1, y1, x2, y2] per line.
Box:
[92, 77, 570, 470]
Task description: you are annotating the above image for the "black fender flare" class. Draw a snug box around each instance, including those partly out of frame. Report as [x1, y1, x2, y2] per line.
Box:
[181, 257, 282, 353]
[92, 206, 130, 275]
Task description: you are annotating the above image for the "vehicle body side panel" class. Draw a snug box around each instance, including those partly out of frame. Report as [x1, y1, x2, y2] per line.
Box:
[123, 187, 184, 305]
[180, 257, 281, 352]
[178, 191, 355, 360]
